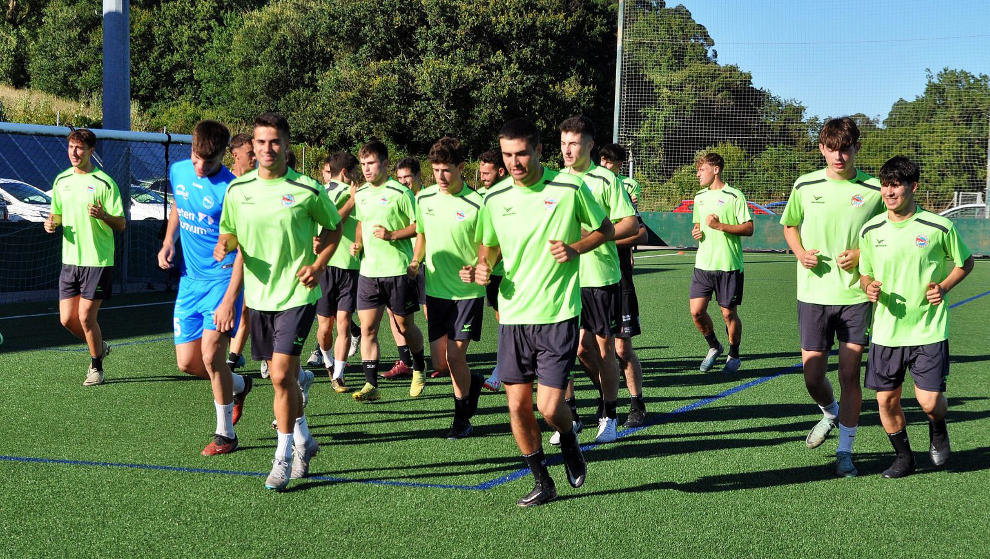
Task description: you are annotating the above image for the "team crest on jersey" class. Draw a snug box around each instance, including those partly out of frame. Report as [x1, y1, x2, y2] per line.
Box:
[851, 194, 864, 207]
[454, 210, 466, 221]
[202, 196, 214, 209]
[717, 199, 726, 206]
[544, 197, 558, 211]
[86, 184, 95, 192]
[379, 196, 389, 206]
[915, 235, 929, 248]
[282, 194, 295, 207]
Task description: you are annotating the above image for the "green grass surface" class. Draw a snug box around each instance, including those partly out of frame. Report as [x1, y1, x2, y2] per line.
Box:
[1, 252, 988, 558]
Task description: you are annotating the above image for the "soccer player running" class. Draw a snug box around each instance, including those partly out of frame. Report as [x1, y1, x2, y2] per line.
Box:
[349, 141, 427, 401]
[157, 120, 253, 455]
[558, 115, 638, 444]
[313, 152, 362, 393]
[858, 156, 973, 478]
[476, 149, 507, 391]
[779, 117, 884, 477]
[225, 133, 256, 372]
[689, 152, 753, 374]
[467, 118, 612, 506]
[216, 113, 342, 490]
[44, 128, 125, 386]
[410, 137, 486, 439]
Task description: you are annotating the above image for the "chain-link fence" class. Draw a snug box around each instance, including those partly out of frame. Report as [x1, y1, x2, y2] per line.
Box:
[0, 123, 191, 303]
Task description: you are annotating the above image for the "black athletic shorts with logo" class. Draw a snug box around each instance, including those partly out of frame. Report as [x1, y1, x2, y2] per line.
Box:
[580, 283, 622, 337]
[316, 266, 359, 317]
[497, 317, 579, 389]
[618, 267, 641, 338]
[415, 268, 427, 306]
[356, 274, 420, 316]
[486, 274, 503, 310]
[797, 301, 871, 351]
[426, 296, 484, 342]
[865, 340, 949, 393]
[689, 268, 743, 308]
[59, 264, 113, 301]
[249, 303, 316, 361]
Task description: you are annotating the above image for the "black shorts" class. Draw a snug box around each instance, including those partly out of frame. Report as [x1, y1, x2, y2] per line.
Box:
[580, 284, 622, 337]
[426, 296, 484, 342]
[497, 317, 579, 389]
[356, 274, 420, 315]
[316, 266, 358, 317]
[248, 304, 317, 361]
[689, 268, 743, 308]
[59, 264, 113, 301]
[797, 301, 871, 351]
[618, 273, 641, 338]
[486, 274, 504, 310]
[865, 340, 949, 393]
[416, 268, 427, 306]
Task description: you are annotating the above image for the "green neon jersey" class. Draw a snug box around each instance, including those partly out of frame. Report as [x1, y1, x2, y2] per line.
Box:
[415, 184, 486, 300]
[50, 167, 124, 267]
[564, 162, 634, 288]
[325, 180, 360, 270]
[618, 174, 641, 202]
[692, 184, 752, 272]
[353, 179, 416, 277]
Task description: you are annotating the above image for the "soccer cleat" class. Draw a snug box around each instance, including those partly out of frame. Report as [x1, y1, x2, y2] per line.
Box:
[348, 334, 360, 358]
[290, 438, 320, 479]
[306, 347, 323, 368]
[594, 417, 618, 444]
[331, 377, 348, 393]
[560, 443, 587, 488]
[260, 360, 269, 379]
[83, 366, 104, 386]
[483, 369, 501, 392]
[929, 430, 951, 467]
[882, 453, 916, 479]
[623, 407, 646, 428]
[226, 352, 246, 370]
[201, 434, 238, 456]
[101, 340, 112, 359]
[835, 451, 858, 477]
[382, 359, 413, 379]
[549, 420, 583, 446]
[232, 376, 253, 425]
[298, 367, 315, 408]
[270, 418, 278, 431]
[723, 356, 741, 374]
[409, 370, 426, 397]
[352, 382, 381, 402]
[699, 343, 723, 372]
[446, 419, 474, 440]
[265, 459, 291, 491]
[430, 370, 446, 379]
[805, 416, 836, 448]
[516, 479, 557, 507]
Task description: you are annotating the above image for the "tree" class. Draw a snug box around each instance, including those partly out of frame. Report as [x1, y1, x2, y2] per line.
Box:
[26, 0, 102, 100]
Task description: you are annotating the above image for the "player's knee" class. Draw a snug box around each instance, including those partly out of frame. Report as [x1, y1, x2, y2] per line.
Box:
[59, 314, 75, 329]
[877, 392, 900, 411]
[690, 308, 706, 321]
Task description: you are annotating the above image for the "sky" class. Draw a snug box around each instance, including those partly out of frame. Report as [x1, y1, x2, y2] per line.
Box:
[668, 0, 990, 121]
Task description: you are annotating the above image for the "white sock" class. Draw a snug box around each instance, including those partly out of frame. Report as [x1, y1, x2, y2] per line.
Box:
[819, 401, 839, 420]
[293, 415, 312, 445]
[275, 431, 294, 463]
[837, 423, 857, 453]
[333, 359, 346, 380]
[214, 401, 234, 438]
[231, 373, 245, 395]
[320, 348, 334, 369]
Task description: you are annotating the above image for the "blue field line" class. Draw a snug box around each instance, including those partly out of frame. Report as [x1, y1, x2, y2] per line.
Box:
[49, 336, 173, 352]
[949, 289, 990, 309]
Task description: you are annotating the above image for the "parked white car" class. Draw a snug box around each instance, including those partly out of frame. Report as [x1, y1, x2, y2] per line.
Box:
[939, 204, 987, 219]
[129, 185, 168, 220]
[0, 178, 51, 222]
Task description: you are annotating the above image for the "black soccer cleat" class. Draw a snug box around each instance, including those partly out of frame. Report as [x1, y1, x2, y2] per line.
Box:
[882, 453, 916, 479]
[446, 419, 474, 440]
[560, 445, 587, 488]
[516, 479, 557, 507]
[623, 407, 646, 428]
[929, 431, 951, 467]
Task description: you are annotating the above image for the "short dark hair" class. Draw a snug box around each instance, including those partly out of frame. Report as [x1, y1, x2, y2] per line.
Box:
[478, 149, 506, 171]
[599, 143, 627, 163]
[286, 149, 297, 170]
[427, 136, 466, 165]
[819, 117, 860, 151]
[192, 120, 230, 160]
[327, 151, 358, 175]
[254, 112, 290, 140]
[879, 155, 920, 186]
[229, 133, 252, 151]
[559, 115, 595, 139]
[396, 156, 420, 175]
[498, 118, 540, 150]
[696, 152, 725, 173]
[67, 128, 96, 148]
[358, 138, 388, 162]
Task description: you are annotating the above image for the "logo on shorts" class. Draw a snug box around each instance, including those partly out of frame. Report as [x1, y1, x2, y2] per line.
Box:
[851, 194, 864, 207]
[202, 196, 214, 209]
[461, 324, 472, 332]
[294, 336, 305, 346]
[379, 196, 389, 206]
[454, 210, 466, 221]
[544, 197, 558, 211]
[915, 235, 929, 248]
[282, 194, 295, 207]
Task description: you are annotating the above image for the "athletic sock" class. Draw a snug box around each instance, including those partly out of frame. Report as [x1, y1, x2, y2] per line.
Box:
[275, 431, 294, 463]
[819, 401, 839, 420]
[320, 348, 334, 369]
[523, 449, 551, 485]
[350, 321, 361, 338]
[604, 400, 618, 420]
[595, 397, 605, 420]
[467, 372, 484, 417]
[91, 355, 103, 371]
[453, 396, 467, 422]
[887, 429, 912, 456]
[729, 343, 740, 359]
[565, 397, 579, 422]
[704, 332, 720, 350]
[363, 360, 379, 387]
[411, 349, 426, 372]
[215, 401, 235, 438]
[630, 395, 645, 412]
[397, 345, 413, 368]
[837, 423, 857, 453]
[293, 415, 312, 444]
[231, 373, 246, 395]
[558, 424, 579, 449]
[333, 360, 346, 380]
[227, 351, 240, 363]
[929, 418, 948, 443]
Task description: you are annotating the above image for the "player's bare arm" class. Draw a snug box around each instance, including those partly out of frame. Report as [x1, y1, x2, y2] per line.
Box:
[836, 249, 860, 272]
[213, 250, 245, 332]
[214, 233, 238, 261]
[408, 232, 426, 277]
[691, 222, 703, 241]
[860, 274, 882, 303]
[158, 204, 180, 269]
[927, 256, 975, 305]
[43, 213, 61, 234]
[88, 202, 126, 232]
[373, 222, 417, 241]
[350, 221, 364, 256]
[611, 215, 640, 241]
[706, 214, 754, 237]
[554, 218, 614, 263]
[783, 225, 819, 269]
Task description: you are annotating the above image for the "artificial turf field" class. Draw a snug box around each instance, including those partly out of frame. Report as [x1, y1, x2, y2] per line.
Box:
[1, 250, 988, 558]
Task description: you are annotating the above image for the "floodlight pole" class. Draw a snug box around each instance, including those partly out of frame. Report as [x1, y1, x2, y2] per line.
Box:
[102, 0, 130, 131]
[611, 0, 624, 144]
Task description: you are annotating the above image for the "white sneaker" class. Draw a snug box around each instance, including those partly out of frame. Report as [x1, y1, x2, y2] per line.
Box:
[723, 356, 741, 374]
[306, 347, 323, 367]
[260, 360, 269, 379]
[549, 420, 582, 446]
[594, 417, 618, 443]
[298, 367, 315, 407]
[83, 366, 104, 386]
[348, 334, 360, 358]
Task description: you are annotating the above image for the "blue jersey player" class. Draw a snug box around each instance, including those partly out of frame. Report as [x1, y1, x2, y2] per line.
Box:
[158, 120, 253, 456]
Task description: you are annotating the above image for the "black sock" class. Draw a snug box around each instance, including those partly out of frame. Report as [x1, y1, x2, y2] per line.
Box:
[523, 449, 551, 485]
[565, 397, 578, 422]
[411, 349, 426, 372]
[595, 396, 605, 419]
[227, 351, 240, 362]
[363, 360, 379, 387]
[467, 373, 484, 417]
[453, 396, 467, 422]
[397, 345, 413, 367]
[91, 356, 103, 371]
[930, 418, 948, 443]
[631, 395, 645, 412]
[704, 332, 720, 349]
[729, 343, 740, 358]
[350, 322, 361, 337]
[558, 425, 579, 449]
[887, 429, 912, 456]
[604, 400, 618, 419]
